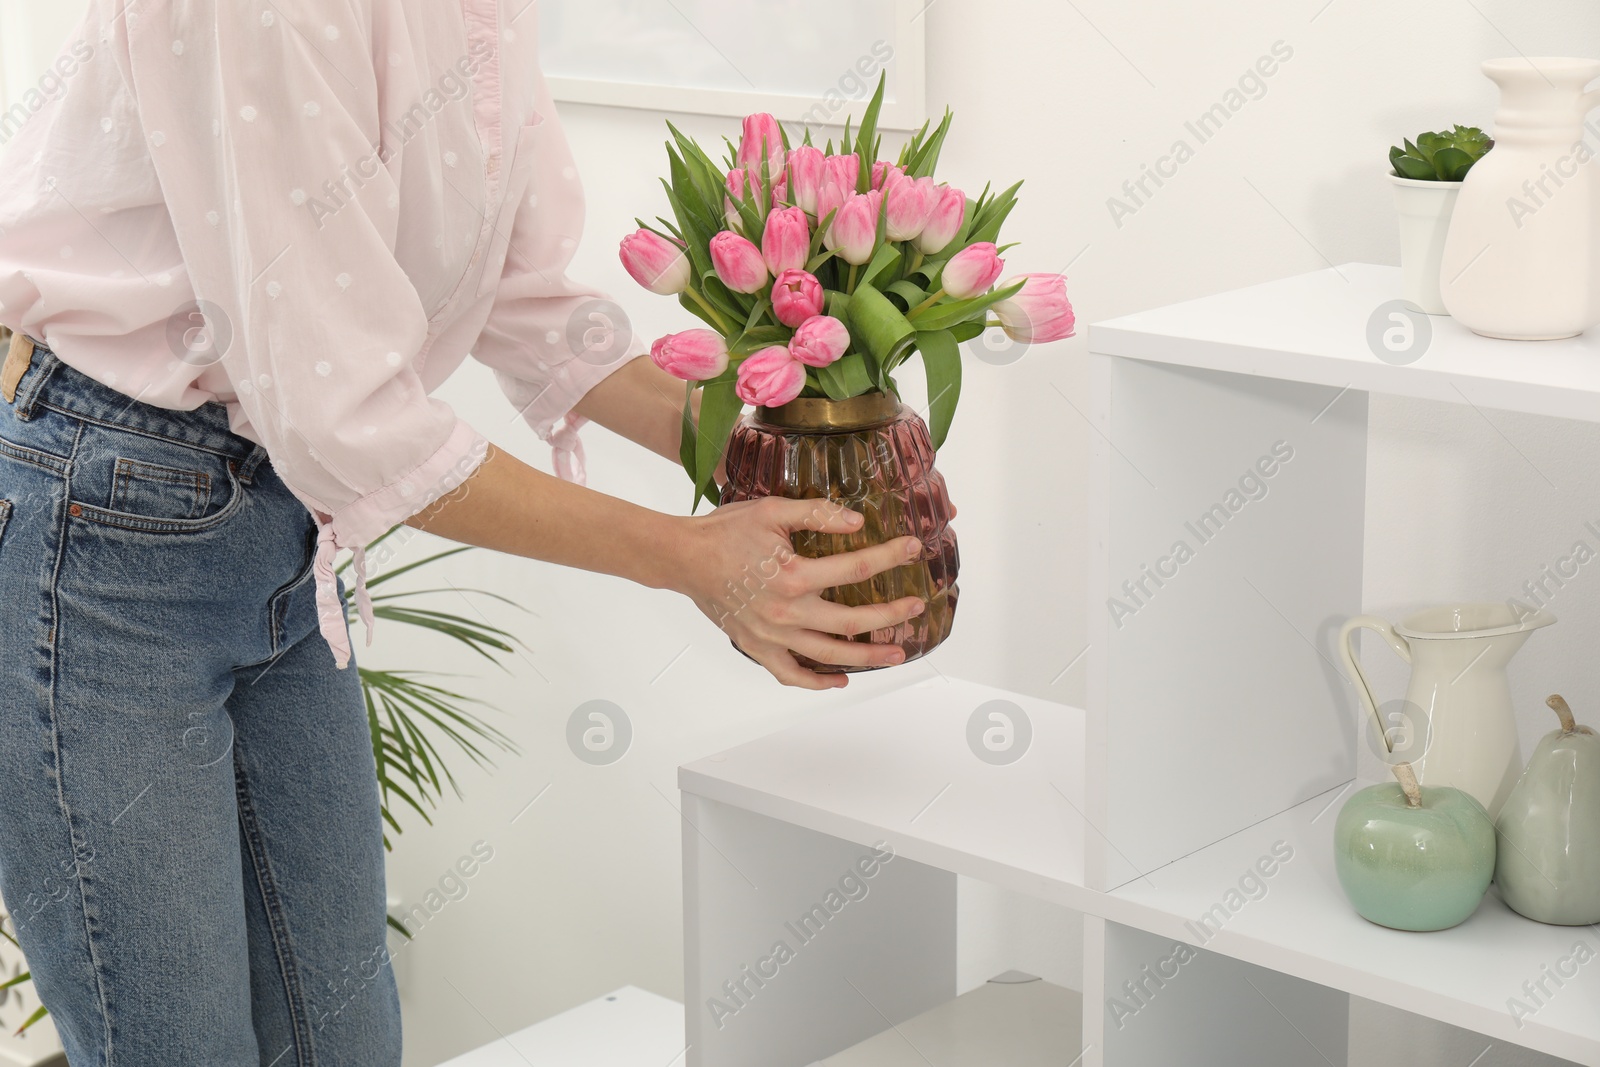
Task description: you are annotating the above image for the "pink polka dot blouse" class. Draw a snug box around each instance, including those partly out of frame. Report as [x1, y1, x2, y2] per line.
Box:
[0, 0, 639, 667]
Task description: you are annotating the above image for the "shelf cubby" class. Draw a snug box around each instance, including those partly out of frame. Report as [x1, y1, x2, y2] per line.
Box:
[679, 265, 1600, 1066]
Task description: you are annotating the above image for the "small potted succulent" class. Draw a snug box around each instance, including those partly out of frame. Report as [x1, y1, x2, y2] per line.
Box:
[1388, 125, 1493, 314]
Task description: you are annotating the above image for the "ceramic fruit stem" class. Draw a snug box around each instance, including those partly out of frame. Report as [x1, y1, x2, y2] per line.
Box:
[1547, 694, 1596, 736]
[1392, 761, 1424, 808]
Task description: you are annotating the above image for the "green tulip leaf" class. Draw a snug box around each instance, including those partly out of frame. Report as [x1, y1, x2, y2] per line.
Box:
[846, 282, 916, 365]
[966, 180, 1023, 246]
[679, 380, 697, 477]
[905, 110, 954, 179]
[818, 353, 875, 400]
[863, 241, 903, 289]
[853, 73, 888, 188]
[917, 329, 962, 450]
[910, 279, 1025, 333]
[730, 326, 792, 356]
[826, 289, 852, 323]
[693, 378, 742, 512]
[886, 279, 930, 309]
[846, 282, 916, 388]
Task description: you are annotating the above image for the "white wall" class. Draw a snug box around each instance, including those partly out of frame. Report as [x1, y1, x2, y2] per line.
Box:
[6, 0, 1598, 1064]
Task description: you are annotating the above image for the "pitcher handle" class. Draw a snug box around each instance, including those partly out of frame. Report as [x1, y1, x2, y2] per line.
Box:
[1583, 75, 1600, 115]
[1338, 615, 1413, 758]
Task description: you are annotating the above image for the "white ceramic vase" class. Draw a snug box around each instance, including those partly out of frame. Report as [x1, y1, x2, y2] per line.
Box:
[1391, 175, 1460, 315]
[1439, 57, 1600, 339]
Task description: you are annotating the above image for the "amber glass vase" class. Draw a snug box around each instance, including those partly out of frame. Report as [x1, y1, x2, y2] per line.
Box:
[720, 390, 959, 673]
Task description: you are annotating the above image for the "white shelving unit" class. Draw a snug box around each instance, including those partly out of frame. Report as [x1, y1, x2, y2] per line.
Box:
[435, 986, 684, 1066]
[678, 265, 1600, 1067]
[818, 977, 1082, 1066]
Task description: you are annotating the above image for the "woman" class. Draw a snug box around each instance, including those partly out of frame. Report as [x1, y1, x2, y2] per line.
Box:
[0, 1, 925, 1062]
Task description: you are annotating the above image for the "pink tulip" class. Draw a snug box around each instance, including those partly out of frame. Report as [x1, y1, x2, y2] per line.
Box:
[738, 113, 786, 181]
[726, 166, 789, 230]
[815, 171, 849, 231]
[762, 207, 811, 276]
[787, 145, 826, 215]
[724, 172, 745, 231]
[736, 346, 807, 407]
[789, 315, 851, 368]
[710, 231, 769, 294]
[884, 172, 937, 243]
[942, 242, 1005, 299]
[651, 330, 729, 381]
[993, 274, 1076, 344]
[871, 161, 904, 190]
[825, 153, 860, 194]
[825, 191, 882, 266]
[915, 184, 967, 254]
[618, 229, 691, 295]
[771, 268, 824, 328]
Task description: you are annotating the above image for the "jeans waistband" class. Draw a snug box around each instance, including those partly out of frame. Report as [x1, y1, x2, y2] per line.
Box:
[11, 338, 266, 471]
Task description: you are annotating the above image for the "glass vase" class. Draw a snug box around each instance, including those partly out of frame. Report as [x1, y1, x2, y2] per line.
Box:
[720, 390, 959, 673]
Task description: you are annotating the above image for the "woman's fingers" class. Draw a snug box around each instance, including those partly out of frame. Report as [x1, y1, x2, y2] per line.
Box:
[745, 642, 845, 690]
[767, 496, 865, 536]
[792, 595, 926, 638]
[789, 630, 907, 670]
[798, 535, 922, 591]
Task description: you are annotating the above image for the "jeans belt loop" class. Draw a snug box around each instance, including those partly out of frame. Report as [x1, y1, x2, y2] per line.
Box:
[1, 330, 35, 405]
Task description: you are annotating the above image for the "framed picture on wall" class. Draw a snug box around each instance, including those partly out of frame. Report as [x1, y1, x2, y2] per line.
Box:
[536, 0, 928, 131]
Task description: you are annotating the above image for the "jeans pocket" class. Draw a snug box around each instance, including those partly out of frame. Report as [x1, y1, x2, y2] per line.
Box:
[72, 443, 244, 535]
[108, 457, 212, 520]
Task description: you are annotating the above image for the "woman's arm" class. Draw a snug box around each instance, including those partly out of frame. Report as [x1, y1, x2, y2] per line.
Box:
[570, 355, 688, 463]
[406, 444, 925, 689]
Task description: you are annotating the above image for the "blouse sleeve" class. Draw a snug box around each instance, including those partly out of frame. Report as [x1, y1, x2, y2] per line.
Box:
[113, 0, 490, 665]
[471, 53, 644, 481]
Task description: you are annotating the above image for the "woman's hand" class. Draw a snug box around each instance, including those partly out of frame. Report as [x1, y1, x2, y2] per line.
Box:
[408, 445, 922, 691]
[668, 497, 927, 690]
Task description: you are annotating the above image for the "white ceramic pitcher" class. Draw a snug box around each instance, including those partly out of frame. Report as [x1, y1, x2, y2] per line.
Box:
[1439, 57, 1600, 339]
[1339, 603, 1555, 818]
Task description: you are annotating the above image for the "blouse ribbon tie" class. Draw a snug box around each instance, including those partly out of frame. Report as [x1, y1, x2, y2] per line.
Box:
[312, 517, 375, 670]
[550, 412, 591, 486]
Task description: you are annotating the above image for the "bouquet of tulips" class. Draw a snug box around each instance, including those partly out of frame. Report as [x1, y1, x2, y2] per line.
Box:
[619, 76, 1074, 508]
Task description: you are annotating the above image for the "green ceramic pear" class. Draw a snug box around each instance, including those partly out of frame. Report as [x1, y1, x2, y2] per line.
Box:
[1494, 694, 1600, 925]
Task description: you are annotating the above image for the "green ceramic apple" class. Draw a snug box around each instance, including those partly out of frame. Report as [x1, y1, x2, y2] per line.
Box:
[1334, 761, 1496, 931]
[1495, 694, 1600, 925]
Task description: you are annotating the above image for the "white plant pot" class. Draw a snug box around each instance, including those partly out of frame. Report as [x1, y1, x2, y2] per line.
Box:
[1391, 174, 1460, 315]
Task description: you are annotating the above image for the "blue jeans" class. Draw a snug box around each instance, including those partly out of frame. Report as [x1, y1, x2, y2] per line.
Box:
[0, 346, 401, 1065]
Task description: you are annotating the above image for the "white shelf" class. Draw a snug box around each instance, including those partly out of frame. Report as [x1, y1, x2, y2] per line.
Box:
[816, 978, 1082, 1066]
[434, 986, 684, 1066]
[1100, 785, 1600, 1066]
[679, 680, 1599, 1064]
[1089, 263, 1600, 422]
[678, 675, 1088, 906]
